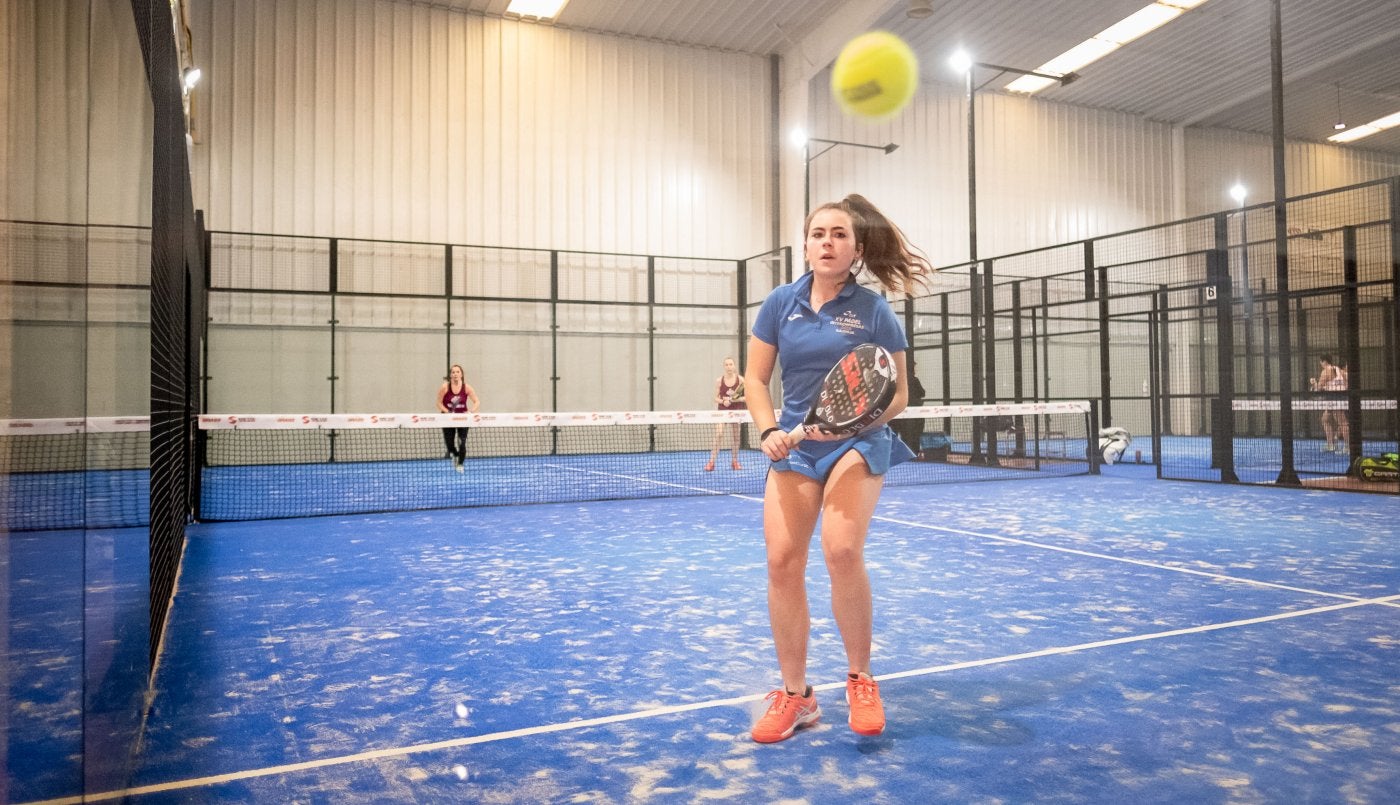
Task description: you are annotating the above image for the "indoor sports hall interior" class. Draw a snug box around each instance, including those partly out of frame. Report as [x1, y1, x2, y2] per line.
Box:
[4, 0, 1399, 802]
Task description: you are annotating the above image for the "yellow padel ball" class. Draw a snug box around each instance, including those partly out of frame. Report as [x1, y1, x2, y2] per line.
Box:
[831, 31, 919, 120]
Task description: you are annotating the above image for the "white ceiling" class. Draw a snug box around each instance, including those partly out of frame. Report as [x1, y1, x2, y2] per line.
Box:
[445, 0, 1400, 154]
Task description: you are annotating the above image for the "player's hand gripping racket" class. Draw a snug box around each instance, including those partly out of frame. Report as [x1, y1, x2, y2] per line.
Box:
[786, 343, 897, 446]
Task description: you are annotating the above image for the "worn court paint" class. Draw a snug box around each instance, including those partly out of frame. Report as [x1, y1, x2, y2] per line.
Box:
[49, 476, 1400, 803]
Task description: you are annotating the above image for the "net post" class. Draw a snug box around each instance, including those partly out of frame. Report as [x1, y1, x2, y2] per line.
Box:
[968, 266, 986, 465]
[1087, 399, 1101, 475]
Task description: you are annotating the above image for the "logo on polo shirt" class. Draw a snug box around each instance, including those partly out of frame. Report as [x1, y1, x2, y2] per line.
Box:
[833, 310, 864, 335]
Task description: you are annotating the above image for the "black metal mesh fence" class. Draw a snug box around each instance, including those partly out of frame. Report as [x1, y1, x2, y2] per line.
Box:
[908, 176, 1399, 494]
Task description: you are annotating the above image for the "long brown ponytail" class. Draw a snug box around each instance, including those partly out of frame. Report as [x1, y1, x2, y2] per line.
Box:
[805, 193, 931, 297]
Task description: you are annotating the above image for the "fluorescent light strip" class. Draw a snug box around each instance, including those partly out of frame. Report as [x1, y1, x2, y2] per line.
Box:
[1006, 0, 1209, 94]
[1328, 109, 1400, 143]
[506, 0, 570, 19]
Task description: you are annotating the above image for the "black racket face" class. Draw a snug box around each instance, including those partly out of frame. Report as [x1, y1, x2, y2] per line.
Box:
[806, 343, 897, 434]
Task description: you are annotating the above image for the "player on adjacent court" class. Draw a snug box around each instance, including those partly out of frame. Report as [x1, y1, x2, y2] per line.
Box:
[744, 194, 928, 743]
[1310, 353, 1349, 453]
[705, 357, 746, 471]
[437, 364, 480, 471]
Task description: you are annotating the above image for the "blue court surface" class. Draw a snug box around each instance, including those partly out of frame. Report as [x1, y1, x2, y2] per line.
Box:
[16, 472, 1400, 804]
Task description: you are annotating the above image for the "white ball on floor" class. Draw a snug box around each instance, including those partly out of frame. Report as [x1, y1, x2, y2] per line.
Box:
[454, 703, 469, 719]
[452, 764, 469, 780]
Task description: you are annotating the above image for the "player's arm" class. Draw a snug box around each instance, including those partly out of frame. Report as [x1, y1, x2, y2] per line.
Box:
[465, 383, 481, 413]
[436, 382, 450, 413]
[744, 336, 788, 459]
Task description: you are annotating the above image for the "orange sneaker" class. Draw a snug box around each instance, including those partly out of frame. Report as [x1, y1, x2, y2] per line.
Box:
[845, 673, 885, 736]
[731, 459, 742, 470]
[751, 687, 821, 743]
[704, 460, 715, 472]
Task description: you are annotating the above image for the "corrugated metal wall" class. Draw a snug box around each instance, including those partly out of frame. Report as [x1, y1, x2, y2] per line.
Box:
[187, 0, 774, 259]
[1183, 128, 1400, 215]
[803, 73, 1400, 270]
[804, 73, 1178, 268]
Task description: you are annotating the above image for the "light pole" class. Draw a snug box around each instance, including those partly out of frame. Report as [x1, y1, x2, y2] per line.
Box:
[948, 52, 1077, 463]
[948, 52, 1078, 264]
[800, 136, 900, 224]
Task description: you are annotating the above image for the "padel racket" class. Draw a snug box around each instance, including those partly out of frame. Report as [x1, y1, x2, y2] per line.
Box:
[787, 343, 897, 445]
[729, 383, 745, 402]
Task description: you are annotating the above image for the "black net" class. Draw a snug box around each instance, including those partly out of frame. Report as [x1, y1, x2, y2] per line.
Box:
[195, 403, 1095, 521]
[1162, 397, 1398, 490]
[1, 418, 151, 531]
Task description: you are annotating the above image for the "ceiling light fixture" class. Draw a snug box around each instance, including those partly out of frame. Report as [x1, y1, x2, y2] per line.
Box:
[505, 0, 570, 19]
[1327, 109, 1400, 144]
[1006, 0, 1209, 94]
[1333, 83, 1346, 130]
[908, 0, 934, 19]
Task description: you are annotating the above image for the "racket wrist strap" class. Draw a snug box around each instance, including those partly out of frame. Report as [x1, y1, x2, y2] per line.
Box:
[760, 427, 782, 441]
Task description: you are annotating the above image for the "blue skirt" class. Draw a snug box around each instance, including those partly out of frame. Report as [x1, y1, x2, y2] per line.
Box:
[772, 424, 915, 482]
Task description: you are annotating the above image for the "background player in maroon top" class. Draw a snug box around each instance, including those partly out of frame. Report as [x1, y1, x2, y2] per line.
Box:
[436, 364, 481, 471]
[706, 357, 746, 471]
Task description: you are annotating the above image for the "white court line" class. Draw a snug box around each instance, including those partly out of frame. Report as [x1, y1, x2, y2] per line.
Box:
[871, 513, 1400, 608]
[31, 485, 1392, 803]
[27, 592, 1400, 805]
[731, 489, 1399, 609]
[539, 462, 737, 497]
[874, 592, 1400, 683]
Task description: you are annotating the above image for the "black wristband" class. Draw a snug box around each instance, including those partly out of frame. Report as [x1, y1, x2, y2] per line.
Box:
[760, 427, 782, 441]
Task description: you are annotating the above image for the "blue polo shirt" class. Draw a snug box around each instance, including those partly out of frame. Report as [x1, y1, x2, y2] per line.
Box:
[752, 271, 913, 479]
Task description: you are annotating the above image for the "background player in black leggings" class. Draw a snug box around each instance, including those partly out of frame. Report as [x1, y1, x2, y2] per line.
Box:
[437, 364, 481, 471]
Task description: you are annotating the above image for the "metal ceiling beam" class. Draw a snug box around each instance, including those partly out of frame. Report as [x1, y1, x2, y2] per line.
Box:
[1177, 27, 1400, 128]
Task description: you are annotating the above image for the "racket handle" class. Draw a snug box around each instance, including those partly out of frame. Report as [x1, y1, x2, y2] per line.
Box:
[785, 424, 810, 446]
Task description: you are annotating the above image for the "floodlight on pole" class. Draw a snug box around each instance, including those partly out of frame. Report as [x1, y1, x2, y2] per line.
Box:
[801, 137, 900, 223]
[950, 54, 1081, 454]
[950, 56, 1079, 263]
